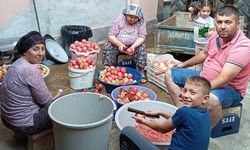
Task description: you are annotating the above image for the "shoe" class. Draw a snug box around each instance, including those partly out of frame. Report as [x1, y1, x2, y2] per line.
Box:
[140, 74, 147, 84]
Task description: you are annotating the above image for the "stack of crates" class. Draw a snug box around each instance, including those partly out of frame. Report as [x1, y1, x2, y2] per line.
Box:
[211, 103, 242, 138]
[146, 53, 180, 92]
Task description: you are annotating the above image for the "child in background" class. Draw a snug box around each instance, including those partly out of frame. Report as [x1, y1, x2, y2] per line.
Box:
[133, 76, 211, 150]
[188, 0, 215, 70]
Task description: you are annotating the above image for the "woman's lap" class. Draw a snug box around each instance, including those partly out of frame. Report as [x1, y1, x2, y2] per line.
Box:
[102, 41, 147, 68]
[171, 68, 243, 108]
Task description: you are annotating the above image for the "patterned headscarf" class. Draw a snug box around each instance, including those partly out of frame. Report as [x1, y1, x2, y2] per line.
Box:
[122, 4, 144, 24]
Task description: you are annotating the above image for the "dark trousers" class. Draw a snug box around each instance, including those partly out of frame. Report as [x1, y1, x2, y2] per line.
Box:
[120, 126, 159, 150]
[1, 106, 52, 136]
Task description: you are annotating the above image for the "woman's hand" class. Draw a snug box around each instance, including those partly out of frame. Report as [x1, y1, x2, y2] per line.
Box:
[108, 35, 127, 53]
[53, 89, 63, 100]
[125, 47, 135, 55]
[118, 43, 127, 53]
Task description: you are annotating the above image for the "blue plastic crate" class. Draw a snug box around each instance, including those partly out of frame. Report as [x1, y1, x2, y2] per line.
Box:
[118, 59, 136, 69]
[211, 103, 242, 138]
[116, 53, 136, 69]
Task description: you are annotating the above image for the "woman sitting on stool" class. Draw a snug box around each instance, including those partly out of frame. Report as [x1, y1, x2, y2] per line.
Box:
[102, 4, 147, 83]
[0, 31, 61, 141]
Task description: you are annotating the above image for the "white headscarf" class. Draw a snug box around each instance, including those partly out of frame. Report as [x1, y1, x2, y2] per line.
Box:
[122, 4, 144, 25]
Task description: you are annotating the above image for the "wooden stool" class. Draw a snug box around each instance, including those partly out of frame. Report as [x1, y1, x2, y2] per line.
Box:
[28, 128, 54, 150]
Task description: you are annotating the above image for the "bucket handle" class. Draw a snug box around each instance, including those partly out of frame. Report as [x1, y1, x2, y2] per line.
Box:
[99, 95, 117, 113]
[99, 95, 106, 100]
[69, 70, 94, 78]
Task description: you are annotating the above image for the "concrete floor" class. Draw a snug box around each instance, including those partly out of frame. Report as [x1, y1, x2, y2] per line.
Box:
[1, 35, 250, 150]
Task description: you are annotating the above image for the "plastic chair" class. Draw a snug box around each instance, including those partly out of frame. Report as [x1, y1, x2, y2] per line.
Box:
[120, 126, 159, 150]
[115, 52, 136, 69]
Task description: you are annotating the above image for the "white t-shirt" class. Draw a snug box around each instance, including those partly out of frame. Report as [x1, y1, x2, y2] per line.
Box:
[193, 15, 214, 44]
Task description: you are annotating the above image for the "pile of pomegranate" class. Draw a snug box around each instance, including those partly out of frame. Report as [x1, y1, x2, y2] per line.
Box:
[68, 57, 96, 70]
[37, 64, 47, 77]
[1, 64, 47, 81]
[125, 48, 134, 55]
[99, 66, 136, 85]
[81, 83, 106, 95]
[117, 87, 150, 104]
[0, 64, 8, 81]
[70, 39, 99, 53]
[152, 60, 175, 71]
[135, 123, 174, 143]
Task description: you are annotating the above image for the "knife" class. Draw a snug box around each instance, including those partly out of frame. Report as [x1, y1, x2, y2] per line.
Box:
[127, 107, 160, 118]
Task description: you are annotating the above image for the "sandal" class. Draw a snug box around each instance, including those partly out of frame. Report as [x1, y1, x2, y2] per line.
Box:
[140, 74, 147, 84]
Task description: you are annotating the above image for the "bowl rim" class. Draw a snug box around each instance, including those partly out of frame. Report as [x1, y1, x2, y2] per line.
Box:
[39, 64, 50, 78]
[111, 85, 157, 105]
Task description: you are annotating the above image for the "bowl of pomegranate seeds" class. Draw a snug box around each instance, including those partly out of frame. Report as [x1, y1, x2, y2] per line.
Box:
[111, 85, 157, 109]
[115, 101, 178, 146]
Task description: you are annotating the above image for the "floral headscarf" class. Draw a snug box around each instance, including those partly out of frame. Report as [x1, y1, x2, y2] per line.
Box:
[122, 4, 144, 25]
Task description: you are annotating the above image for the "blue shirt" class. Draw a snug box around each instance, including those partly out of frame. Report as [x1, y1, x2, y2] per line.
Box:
[169, 106, 210, 150]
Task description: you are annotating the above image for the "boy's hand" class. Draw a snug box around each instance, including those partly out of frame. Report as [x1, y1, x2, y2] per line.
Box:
[177, 93, 184, 102]
[132, 115, 146, 124]
[145, 110, 161, 117]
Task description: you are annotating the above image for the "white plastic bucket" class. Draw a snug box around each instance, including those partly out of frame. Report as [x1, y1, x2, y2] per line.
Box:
[68, 66, 95, 90]
[48, 92, 117, 150]
[71, 51, 98, 60]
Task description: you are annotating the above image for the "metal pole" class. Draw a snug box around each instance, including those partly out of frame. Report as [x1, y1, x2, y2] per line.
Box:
[32, 0, 41, 33]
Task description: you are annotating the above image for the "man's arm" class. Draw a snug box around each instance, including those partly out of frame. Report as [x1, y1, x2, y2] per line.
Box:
[176, 48, 208, 68]
[210, 63, 242, 89]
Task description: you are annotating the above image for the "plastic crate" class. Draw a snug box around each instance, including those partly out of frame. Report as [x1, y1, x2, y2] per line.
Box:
[211, 103, 242, 138]
[146, 53, 180, 93]
[147, 69, 168, 93]
[154, 12, 195, 55]
[116, 53, 136, 69]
